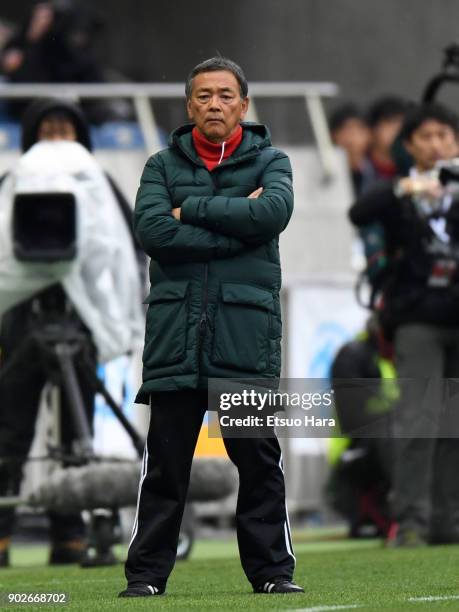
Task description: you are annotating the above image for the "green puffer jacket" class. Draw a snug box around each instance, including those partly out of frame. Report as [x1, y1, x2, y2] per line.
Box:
[134, 122, 293, 402]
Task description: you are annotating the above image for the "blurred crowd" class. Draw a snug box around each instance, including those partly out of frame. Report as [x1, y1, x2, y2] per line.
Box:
[329, 95, 408, 196]
[329, 87, 459, 549]
[0, 1, 131, 123]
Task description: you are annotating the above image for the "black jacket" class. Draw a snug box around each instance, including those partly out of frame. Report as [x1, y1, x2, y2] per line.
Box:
[349, 182, 459, 329]
[134, 122, 293, 398]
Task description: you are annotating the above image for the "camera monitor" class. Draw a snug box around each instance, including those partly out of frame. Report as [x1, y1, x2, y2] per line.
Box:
[13, 192, 77, 262]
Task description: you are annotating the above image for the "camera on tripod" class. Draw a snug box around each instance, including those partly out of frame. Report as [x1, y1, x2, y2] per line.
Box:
[12, 192, 77, 263]
[2, 183, 145, 565]
[6, 189, 96, 459]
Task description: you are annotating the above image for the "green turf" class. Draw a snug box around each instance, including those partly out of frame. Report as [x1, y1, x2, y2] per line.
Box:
[1, 536, 459, 611]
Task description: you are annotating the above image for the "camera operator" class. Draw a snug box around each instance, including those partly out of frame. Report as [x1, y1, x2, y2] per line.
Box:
[17, 98, 144, 268]
[0, 98, 142, 567]
[349, 103, 459, 547]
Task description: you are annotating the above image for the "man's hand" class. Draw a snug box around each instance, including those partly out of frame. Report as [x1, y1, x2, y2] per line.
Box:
[172, 207, 181, 220]
[248, 187, 263, 199]
[396, 176, 443, 201]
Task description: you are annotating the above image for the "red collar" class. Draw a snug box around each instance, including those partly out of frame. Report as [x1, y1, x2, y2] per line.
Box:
[192, 125, 243, 171]
[370, 153, 397, 179]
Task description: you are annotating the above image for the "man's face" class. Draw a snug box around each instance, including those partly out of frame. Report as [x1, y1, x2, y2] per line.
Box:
[404, 119, 459, 171]
[187, 70, 249, 143]
[332, 118, 370, 169]
[37, 117, 77, 142]
[372, 115, 404, 154]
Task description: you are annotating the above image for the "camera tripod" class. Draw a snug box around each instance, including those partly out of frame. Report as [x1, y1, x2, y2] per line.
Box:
[0, 309, 145, 566]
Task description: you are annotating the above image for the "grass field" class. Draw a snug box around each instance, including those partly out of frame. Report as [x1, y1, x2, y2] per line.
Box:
[2, 531, 459, 611]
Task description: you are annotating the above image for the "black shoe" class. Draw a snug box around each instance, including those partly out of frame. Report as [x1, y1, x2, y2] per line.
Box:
[118, 584, 165, 597]
[254, 576, 304, 594]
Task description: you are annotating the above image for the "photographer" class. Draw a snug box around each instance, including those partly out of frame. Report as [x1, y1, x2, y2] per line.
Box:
[328, 316, 395, 539]
[0, 98, 142, 567]
[349, 103, 459, 546]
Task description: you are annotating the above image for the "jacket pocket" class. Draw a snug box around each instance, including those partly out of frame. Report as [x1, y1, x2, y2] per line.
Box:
[211, 283, 273, 373]
[142, 280, 189, 368]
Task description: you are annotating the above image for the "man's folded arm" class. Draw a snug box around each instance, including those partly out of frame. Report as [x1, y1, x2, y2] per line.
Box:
[134, 156, 247, 263]
[180, 152, 293, 246]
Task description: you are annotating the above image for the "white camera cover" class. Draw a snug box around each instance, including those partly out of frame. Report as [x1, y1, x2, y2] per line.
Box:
[0, 141, 144, 362]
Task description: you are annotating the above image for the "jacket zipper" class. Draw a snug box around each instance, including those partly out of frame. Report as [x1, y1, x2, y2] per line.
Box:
[179, 141, 258, 358]
[197, 172, 218, 354]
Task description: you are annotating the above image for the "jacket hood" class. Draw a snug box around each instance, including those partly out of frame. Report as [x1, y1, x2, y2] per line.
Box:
[169, 122, 271, 162]
[21, 98, 92, 153]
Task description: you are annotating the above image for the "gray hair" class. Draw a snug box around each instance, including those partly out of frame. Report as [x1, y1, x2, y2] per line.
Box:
[185, 57, 248, 100]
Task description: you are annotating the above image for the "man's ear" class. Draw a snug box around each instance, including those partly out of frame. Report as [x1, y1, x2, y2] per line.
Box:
[186, 98, 193, 121]
[240, 97, 249, 121]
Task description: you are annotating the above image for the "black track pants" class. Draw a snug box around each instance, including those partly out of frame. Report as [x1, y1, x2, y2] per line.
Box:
[124, 389, 295, 588]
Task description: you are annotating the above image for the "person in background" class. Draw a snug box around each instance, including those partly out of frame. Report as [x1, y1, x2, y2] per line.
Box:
[17, 98, 145, 268]
[329, 103, 372, 196]
[349, 102, 459, 547]
[366, 96, 408, 183]
[328, 316, 395, 539]
[351, 96, 408, 296]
